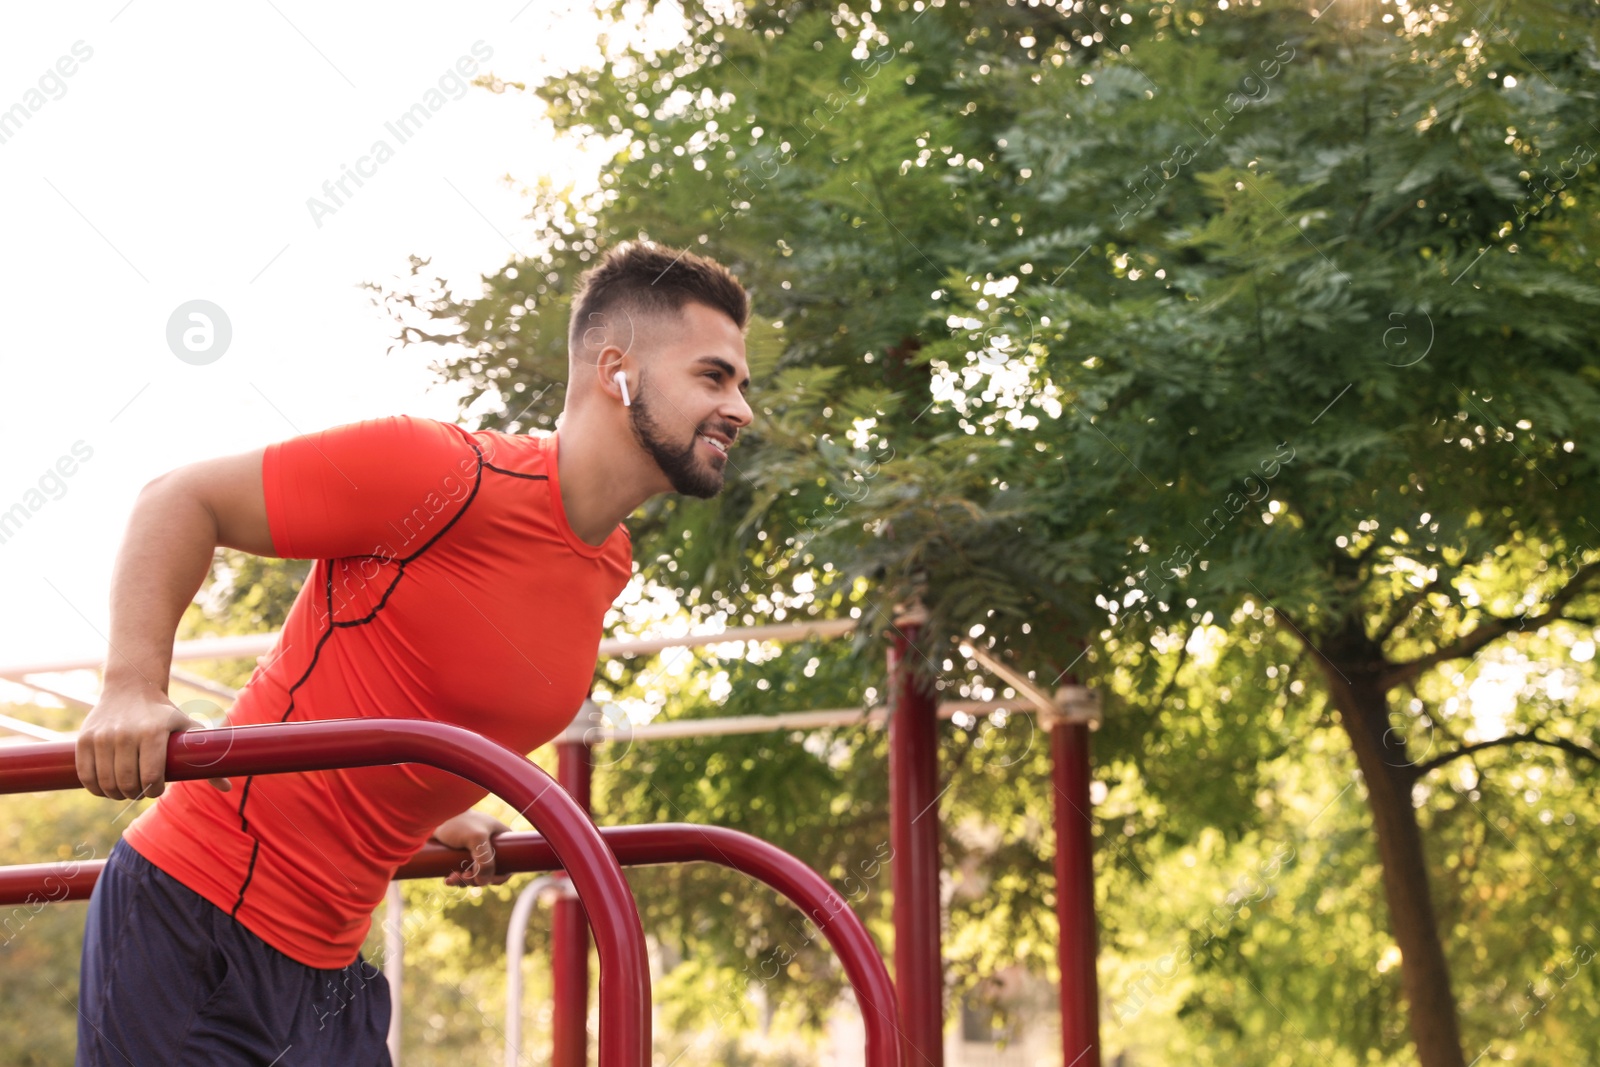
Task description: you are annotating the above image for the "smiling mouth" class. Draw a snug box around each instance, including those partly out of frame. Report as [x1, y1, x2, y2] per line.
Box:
[697, 434, 729, 457]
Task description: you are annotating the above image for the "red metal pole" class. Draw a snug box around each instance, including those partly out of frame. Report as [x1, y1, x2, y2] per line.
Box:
[888, 607, 944, 1066]
[552, 730, 593, 1067]
[1051, 687, 1102, 1067]
[0, 719, 653, 1067]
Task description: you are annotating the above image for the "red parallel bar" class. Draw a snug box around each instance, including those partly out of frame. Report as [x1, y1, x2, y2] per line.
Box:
[0, 860, 98, 902]
[552, 738, 592, 1067]
[1054, 721, 1102, 1067]
[889, 624, 944, 1066]
[3, 825, 903, 1067]
[0, 719, 651, 1067]
[426, 825, 903, 1067]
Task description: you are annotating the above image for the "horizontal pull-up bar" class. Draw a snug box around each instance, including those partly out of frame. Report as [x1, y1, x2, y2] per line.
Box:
[564, 697, 1043, 744]
[0, 617, 865, 679]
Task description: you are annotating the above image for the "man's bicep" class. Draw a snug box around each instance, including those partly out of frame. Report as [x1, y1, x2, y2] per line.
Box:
[165, 447, 277, 557]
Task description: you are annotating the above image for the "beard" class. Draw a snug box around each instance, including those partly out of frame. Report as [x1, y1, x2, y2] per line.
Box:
[627, 382, 725, 499]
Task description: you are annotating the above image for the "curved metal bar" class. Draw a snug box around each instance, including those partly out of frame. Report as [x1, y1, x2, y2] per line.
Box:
[384, 881, 404, 1062]
[3, 824, 903, 1067]
[0, 720, 651, 1067]
[402, 824, 903, 1067]
[505, 875, 567, 1067]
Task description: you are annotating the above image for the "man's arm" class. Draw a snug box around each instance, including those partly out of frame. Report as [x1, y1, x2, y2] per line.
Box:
[75, 448, 275, 801]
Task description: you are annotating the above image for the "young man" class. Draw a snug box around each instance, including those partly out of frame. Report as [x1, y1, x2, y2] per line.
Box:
[72, 242, 754, 1065]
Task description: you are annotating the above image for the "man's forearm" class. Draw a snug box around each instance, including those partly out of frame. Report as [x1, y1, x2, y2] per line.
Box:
[102, 477, 221, 695]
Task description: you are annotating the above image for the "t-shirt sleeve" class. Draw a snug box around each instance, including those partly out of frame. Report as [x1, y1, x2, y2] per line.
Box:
[262, 415, 482, 560]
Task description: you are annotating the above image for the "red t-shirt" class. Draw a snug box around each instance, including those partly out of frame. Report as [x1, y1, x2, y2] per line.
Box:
[124, 416, 632, 968]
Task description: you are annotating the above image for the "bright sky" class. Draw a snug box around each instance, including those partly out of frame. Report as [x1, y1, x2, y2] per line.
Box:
[0, 1, 689, 675]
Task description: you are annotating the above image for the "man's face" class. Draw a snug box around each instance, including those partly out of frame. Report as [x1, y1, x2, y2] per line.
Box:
[626, 301, 753, 499]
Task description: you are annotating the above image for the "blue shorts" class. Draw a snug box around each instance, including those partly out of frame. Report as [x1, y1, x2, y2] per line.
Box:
[77, 838, 392, 1066]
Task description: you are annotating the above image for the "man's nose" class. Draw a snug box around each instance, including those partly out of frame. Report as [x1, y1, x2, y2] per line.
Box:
[724, 391, 754, 428]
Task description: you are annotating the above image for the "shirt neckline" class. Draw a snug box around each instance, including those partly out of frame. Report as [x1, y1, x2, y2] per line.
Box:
[541, 430, 622, 559]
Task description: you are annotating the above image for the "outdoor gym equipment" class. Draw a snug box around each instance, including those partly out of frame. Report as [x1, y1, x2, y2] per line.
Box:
[1, 610, 1106, 1066]
[0, 718, 901, 1067]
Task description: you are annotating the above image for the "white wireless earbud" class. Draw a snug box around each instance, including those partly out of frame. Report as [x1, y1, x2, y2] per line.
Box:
[614, 371, 631, 407]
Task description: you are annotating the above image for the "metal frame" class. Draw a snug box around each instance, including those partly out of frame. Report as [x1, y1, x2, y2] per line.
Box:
[0, 721, 903, 1067]
[2, 612, 1105, 1066]
[0, 719, 652, 1067]
[408, 826, 904, 1067]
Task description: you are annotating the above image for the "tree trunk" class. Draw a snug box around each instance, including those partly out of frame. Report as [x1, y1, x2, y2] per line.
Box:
[1319, 651, 1467, 1067]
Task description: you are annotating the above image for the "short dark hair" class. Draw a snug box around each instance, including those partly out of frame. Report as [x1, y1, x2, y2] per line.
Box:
[567, 242, 750, 356]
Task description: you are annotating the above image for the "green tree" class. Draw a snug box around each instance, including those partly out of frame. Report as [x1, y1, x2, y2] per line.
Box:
[379, 1, 1600, 1063]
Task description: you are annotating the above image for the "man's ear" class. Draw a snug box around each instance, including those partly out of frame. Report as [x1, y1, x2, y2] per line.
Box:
[596, 345, 631, 405]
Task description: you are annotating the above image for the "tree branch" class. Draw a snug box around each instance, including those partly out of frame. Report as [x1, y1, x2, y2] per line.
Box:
[1371, 574, 1449, 645]
[1380, 559, 1600, 689]
[1380, 616, 1515, 689]
[1412, 730, 1600, 779]
[1261, 600, 1357, 686]
[1152, 623, 1192, 712]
